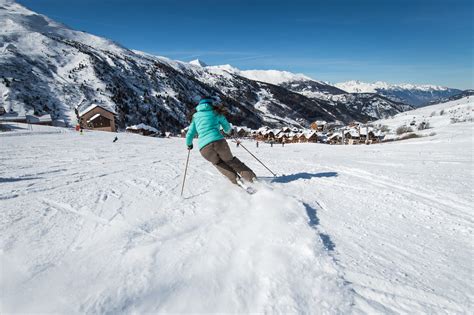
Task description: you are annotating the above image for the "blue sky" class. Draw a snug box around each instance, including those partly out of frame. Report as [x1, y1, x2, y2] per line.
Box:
[19, 0, 473, 89]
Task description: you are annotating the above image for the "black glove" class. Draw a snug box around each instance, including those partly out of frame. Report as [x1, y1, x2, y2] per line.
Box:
[187, 144, 193, 150]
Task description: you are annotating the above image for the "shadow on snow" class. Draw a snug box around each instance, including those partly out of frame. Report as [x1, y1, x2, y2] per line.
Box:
[270, 172, 338, 183]
[0, 177, 42, 183]
[303, 202, 336, 251]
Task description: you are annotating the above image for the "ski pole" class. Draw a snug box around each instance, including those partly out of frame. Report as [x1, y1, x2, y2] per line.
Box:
[180, 149, 191, 196]
[234, 138, 277, 177]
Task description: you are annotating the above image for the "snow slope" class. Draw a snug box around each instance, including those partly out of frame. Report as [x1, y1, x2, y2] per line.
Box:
[374, 95, 473, 135]
[1, 96, 472, 313]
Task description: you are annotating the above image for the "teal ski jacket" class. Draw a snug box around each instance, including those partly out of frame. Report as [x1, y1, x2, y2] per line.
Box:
[186, 101, 232, 150]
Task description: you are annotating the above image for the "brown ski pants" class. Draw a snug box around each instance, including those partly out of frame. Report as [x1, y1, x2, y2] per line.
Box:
[200, 139, 256, 184]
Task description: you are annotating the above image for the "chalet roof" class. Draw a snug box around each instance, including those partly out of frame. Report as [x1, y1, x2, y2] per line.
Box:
[87, 114, 101, 123]
[359, 127, 375, 136]
[235, 126, 251, 132]
[314, 120, 327, 125]
[262, 129, 280, 136]
[304, 130, 317, 138]
[26, 114, 52, 123]
[344, 129, 360, 137]
[79, 104, 116, 117]
[126, 123, 159, 133]
[328, 132, 342, 140]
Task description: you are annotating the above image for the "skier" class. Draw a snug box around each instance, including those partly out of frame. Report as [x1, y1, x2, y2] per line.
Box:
[186, 97, 256, 185]
[256, 141, 259, 148]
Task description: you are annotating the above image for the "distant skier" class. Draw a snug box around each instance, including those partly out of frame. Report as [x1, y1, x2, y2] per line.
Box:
[270, 140, 274, 147]
[256, 141, 259, 148]
[186, 97, 256, 185]
[113, 136, 118, 143]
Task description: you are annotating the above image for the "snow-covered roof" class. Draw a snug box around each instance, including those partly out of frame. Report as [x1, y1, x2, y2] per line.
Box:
[126, 123, 159, 133]
[314, 120, 327, 125]
[304, 130, 317, 138]
[25, 114, 52, 123]
[359, 127, 375, 136]
[344, 129, 360, 137]
[328, 132, 342, 140]
[79, 104, 116, 117]
[262, 129, 280, 136]
[86, 113, 101, 123]
[235, 126, 251, 133]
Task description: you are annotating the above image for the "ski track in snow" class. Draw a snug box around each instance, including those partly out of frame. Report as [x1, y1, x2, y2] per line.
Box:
[1, 114, 473, 313]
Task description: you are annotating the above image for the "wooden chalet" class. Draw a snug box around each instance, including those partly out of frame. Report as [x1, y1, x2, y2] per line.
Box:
[234, 127, 250, 138]
[276, 132, 289, 143]
[327, 132, 343, 145]
[305, 131, 318, 143]
[79, 104, 116, 132]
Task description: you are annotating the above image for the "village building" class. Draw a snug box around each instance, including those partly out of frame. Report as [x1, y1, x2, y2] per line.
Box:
[327, 132, 343, 145]
[310, 120, 327, 131]
[358, 126, 383, 143]
[344, 129, 361, 144]
[276, 132, 288, 143]
[79, 104, 116, 132]
[304, 130, 318, 143]
[234, 126, 251, 138]
[295, 132, 307, 143]
[316, 132, 328, 144]
[26, 114, 53, 126]
[325, 120, 345, 131]
[126, 123, 159, 136]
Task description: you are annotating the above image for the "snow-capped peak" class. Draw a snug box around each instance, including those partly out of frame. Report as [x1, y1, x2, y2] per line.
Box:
[238, 69, 315, 85]
[189, 59, 208, 67]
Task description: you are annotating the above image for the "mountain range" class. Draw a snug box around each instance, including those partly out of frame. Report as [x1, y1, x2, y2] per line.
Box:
[0, 0, 467, 132]
[334, 80, 463, 107]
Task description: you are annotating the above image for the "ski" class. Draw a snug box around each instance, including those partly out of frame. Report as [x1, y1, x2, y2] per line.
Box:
[236, 178, 257, 194]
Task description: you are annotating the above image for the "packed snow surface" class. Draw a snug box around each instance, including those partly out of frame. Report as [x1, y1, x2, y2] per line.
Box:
[1, 98, 473, 313]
